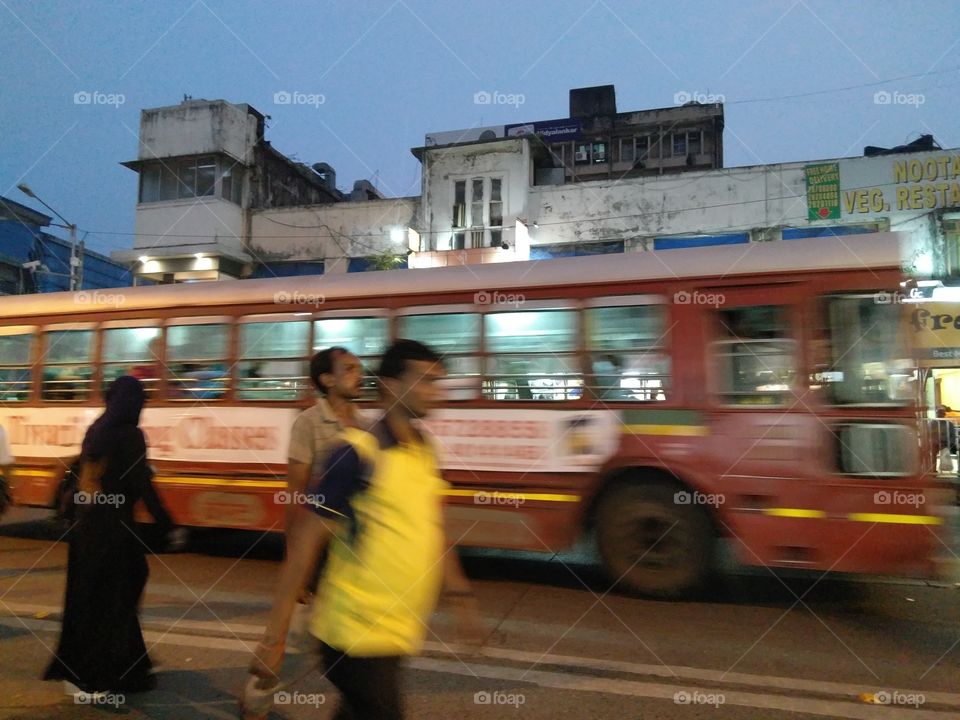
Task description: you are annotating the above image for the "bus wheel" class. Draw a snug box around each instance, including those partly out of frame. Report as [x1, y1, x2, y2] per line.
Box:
[595, 482, 714, 599]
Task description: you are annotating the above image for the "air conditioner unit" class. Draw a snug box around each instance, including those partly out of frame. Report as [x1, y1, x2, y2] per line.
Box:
[469, 228, 485, 248]
[574, 150, 588, 162]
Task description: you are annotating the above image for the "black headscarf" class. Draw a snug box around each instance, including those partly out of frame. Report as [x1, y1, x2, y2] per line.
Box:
[82, 375, 146, 459]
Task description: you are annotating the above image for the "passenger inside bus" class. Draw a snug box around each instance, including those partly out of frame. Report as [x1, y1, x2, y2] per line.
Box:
[0, 369, 31, 402]
[172, 362, 227, 399]
[236, 360, 308, 400]
[593, 354, 625, 400]
[42, 366, 91, 401]
[130, 337, 162, 395]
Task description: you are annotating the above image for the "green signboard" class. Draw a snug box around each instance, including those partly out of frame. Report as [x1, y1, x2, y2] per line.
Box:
[805, 162, 840, 220]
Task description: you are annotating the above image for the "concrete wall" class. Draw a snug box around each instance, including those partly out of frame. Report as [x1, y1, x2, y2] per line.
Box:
[138, 100, 257, 164]
[528, 161, 808, 246]
[250, 197, 418, 272]
[421, 138, 531, 250]
[133, 197, 245, 252]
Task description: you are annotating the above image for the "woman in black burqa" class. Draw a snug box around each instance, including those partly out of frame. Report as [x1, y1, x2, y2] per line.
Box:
[44, 375, 176, 693]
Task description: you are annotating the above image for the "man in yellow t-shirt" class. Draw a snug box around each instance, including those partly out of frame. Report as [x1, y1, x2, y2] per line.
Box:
[247, 339, 483, 720]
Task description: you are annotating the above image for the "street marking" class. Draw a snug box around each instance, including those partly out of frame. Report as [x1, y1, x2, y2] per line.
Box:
[5, 602, 959, 710]
[412, 657, 956, 719]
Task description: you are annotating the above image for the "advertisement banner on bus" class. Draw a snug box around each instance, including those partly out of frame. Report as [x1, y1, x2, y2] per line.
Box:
[0, 407, 620, 473]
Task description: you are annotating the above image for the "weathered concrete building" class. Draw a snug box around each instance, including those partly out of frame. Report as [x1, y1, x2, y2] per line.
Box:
[250, 196, 419, 275]
[426, 84, 724, 185]
[113, 91, 959, 283]
[117, 98, 343, 282]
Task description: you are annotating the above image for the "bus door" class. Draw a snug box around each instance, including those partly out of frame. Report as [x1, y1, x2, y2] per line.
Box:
[700, 283, 823, 569]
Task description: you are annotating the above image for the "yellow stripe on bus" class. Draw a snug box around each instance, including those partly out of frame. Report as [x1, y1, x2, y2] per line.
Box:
[763, 508, 828, 519]
[848, 512, 943, 526]
[153, 476, 286, 489]
[152, 477, 580, 503]
[761, 507, 941, 525]
[142, 480, 945, 524]
[443, 489, 581, 503]
[621, 424, 709, 437]
[14, 469, 58, 477]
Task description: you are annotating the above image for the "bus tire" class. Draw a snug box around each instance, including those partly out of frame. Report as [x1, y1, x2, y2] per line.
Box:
[594, 481, 714, 599]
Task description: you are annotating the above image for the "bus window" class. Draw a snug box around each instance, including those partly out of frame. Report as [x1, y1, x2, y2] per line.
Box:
[483, 309, 580, 401]
[102, 326, 161, 396]
[397, 312, 480, 400]
[167, 322, 230, 400]
[238, 319, 309, 400]
[818, 294, 913, 405]
[713, 305, 796, 405]
[0, 328, 34, 402]
[586, 304, 669, 401]
[314, 316, 387, 400]
[42, 328, 94, 401]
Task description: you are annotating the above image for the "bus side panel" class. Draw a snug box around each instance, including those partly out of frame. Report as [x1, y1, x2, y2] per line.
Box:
[443, 469, 596, 552]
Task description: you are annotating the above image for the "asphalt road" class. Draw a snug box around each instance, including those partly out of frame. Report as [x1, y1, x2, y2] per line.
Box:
[1, 506, 958, 720]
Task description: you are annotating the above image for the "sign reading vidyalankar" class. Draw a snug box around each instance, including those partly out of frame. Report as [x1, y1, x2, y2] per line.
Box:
[805, 163, 841, 220]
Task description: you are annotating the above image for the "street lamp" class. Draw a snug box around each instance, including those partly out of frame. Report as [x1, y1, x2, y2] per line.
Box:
[17, 183, 82, 291]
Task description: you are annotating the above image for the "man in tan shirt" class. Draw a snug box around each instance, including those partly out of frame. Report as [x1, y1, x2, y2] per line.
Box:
[242, 347, 363, 717]
[243, 347, 364, 717]
[285, 347, 364, 532]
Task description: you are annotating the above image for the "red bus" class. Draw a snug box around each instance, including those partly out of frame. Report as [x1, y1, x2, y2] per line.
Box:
[0, 232, 947, 597]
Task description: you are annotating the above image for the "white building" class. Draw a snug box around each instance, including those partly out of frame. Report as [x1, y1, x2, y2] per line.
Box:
[115, 94, 960, 283]
[117, 98, 344, 282]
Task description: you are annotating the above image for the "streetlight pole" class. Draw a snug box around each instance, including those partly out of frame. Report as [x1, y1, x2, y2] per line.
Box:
[16, 183, 82, 291]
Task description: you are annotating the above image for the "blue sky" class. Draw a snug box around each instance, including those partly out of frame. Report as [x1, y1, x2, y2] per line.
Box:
[1, 0, 957, 256]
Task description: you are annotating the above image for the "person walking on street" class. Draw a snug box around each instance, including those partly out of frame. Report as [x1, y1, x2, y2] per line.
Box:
[245, 339, 484, 720]
[44, 375, 181, 693]
[285, 347, 365, 531]
[260, 347, 363, 692]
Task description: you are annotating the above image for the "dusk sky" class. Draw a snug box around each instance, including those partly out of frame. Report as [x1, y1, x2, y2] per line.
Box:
[2, 0, 957, 257]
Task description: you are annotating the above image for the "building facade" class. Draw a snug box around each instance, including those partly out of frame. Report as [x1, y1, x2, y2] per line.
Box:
[112, 90, 959, 284]
[0, 197, 129, 295]
[117, 98, 344, 283]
